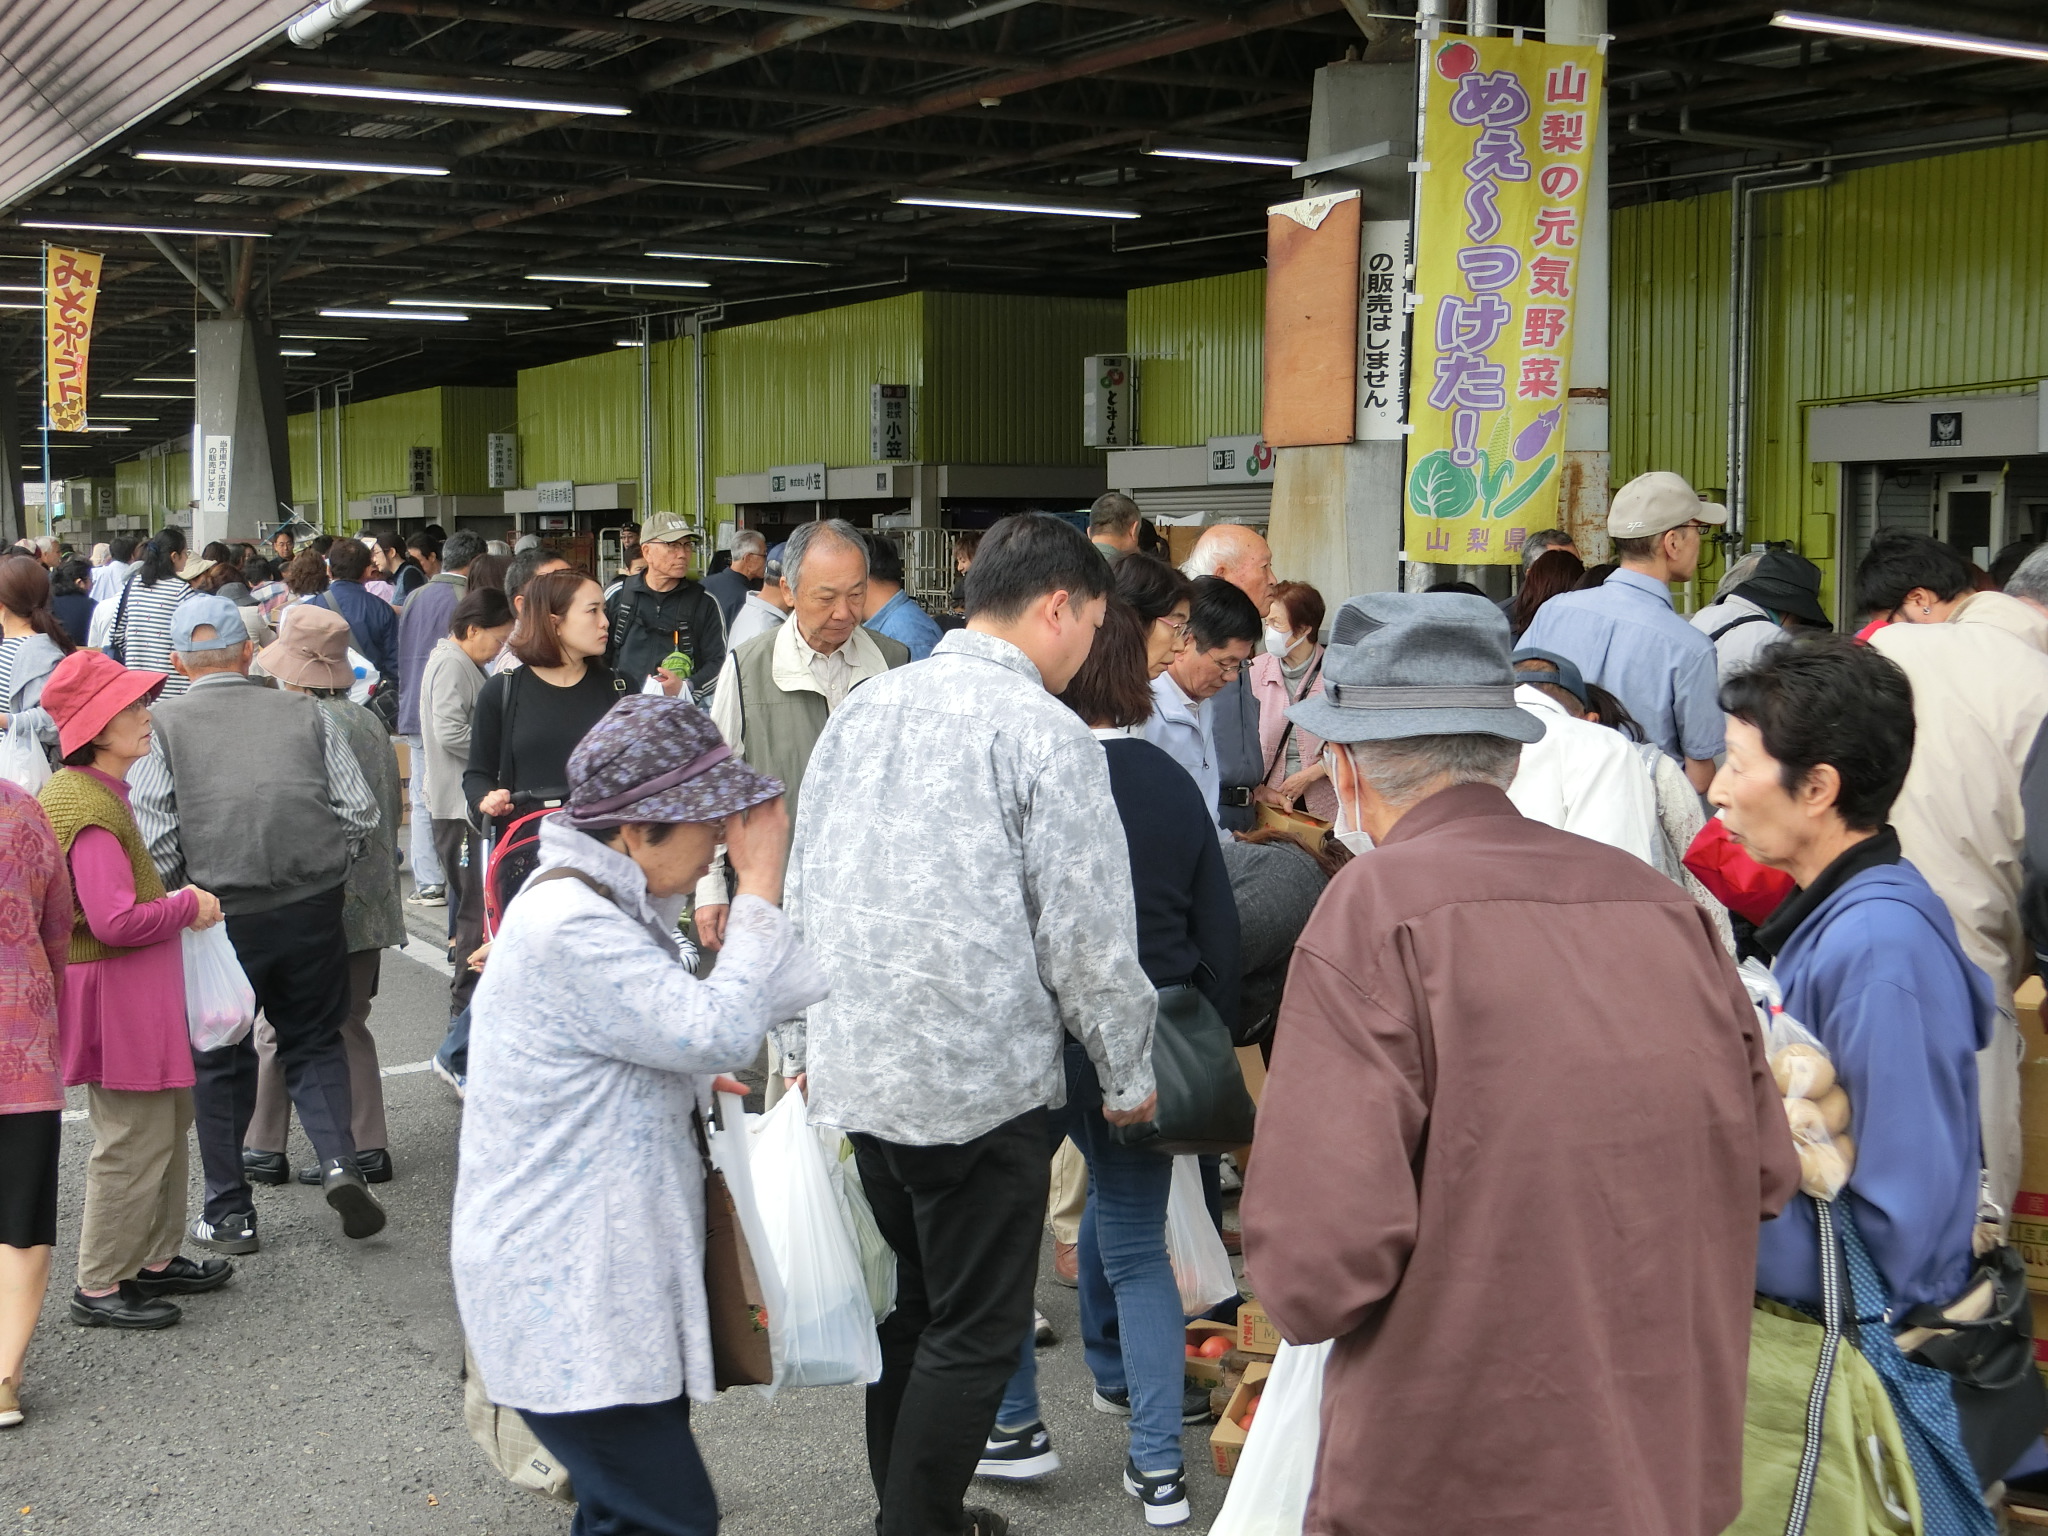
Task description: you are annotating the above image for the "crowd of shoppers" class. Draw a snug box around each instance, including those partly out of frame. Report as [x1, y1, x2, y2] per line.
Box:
[9, 488, 2048, 1536]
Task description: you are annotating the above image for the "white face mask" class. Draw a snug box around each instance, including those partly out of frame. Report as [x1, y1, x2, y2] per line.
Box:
[1263, 625, 1294, 658]
[1325, 749, 1374, 854]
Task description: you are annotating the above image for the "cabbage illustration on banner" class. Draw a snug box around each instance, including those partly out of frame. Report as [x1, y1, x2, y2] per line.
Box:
[1404, 34, 1603, 564]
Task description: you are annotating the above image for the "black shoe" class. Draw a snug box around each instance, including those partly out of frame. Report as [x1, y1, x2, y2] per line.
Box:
[355, 1148, 393, 1183]
[70, 1282, 181, 1330]
[128, 1255, 234, 1298]
[975, 1420, 1060, 1482]
[962, 1508, 1008, 1536]
[189, 1210, 258, 1255]
[1123, 1459, 1191, 1528]
[1092, 1385, 1212, 1424]
[242, 1148, 290, 1186]
[323, 1159, 387, 1240]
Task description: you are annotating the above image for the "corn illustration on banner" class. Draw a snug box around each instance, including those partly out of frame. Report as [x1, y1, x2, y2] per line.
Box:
[45, 246, 103, 435]
[1404, 34, 1604, 564]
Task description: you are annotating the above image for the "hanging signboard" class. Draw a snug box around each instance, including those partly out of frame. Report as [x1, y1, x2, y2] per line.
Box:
[486, 433, 519, 489]
[535, 480, 575, 511]
[1207, 435, 1275, 485]
[44, 246, 103, 434]
[369, 492, 398, 519]
[1404, 35, 1604, 564]
[1356, 219, 1409, 442]
[201, 435, 233, 515]
[409, 445, 436, 494]
[870, 384, 912, 461]
[767, 463, 827, 501]
[1082, 355, 1137, 448]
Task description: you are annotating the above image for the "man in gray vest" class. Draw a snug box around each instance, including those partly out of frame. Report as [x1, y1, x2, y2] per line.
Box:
[692, 518, 908, 961]
[130, 596, 387, 1252]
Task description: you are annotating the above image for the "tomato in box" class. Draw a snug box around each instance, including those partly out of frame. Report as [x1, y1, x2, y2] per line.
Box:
[1183, 1321, 1237, 1388]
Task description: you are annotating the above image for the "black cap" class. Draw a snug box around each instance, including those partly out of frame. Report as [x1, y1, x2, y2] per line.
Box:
[1732, 549, 1830, 628]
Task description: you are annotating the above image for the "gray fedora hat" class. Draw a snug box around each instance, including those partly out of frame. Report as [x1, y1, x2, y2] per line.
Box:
[1289, 591, 1545, 745]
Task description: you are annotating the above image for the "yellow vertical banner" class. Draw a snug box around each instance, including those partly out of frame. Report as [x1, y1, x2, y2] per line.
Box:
[45, 246, 104, 434]
[1404, 34, 1604, 564]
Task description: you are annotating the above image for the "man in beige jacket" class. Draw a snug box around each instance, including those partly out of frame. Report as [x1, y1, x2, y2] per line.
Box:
[1861, 530, 2048, 1208]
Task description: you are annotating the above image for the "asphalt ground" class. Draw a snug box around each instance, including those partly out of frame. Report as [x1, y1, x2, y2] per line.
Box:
[6, 889, 1240, 1536]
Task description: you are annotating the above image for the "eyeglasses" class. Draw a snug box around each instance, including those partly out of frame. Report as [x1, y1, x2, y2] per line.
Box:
[1154, 614, 1189, 635]
[1210, 654, 1246, 678]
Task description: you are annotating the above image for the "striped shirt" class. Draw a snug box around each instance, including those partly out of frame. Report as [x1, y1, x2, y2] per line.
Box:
[114, 576, 194, 696]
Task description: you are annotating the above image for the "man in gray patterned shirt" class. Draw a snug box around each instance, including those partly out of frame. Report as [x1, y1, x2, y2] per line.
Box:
[788, 513, 1157, 1536]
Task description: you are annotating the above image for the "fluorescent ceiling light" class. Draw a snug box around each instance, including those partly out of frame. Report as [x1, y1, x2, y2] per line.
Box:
[644, 249, 828, 266]
[0, 284, 41, 293]
[84, 425, 132, 432]
[252, 65, 633, 117]
[131, 141, 453, 176]
[1144, 138, 1299, 167]
[0, 301, 39, 310]
[280, 332, 364, 341]
[399, 296, 552, 311]
[279, 349, 317, 356]
[103, 392, 192, 399]
[525, 271, 712, 288]
[19, 217, 271, 238]
[615, 339, 645, 347]
[135, 375, 194, 383]
[319, 307, 469, 321]
[894, 191, 1140, 220]
[1769, 10, 2048, 61]
[87, 415, 159, 421]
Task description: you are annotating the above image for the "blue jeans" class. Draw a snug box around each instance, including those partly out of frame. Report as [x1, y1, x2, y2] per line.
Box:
[998, 1044, 1182, 1472]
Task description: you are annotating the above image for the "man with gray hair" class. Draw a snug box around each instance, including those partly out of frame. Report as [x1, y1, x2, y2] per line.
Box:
[1089, 491, 1142, 562]
[1520, 527, 1576, 567]
[1242, 590, 1796, 1536]
[2007, 544, 2048, 619]
[726, 541, 791, 649]
[693, 518, 908, 954]
[705, 527, 768, 630]
[1181, 523, 1274, 830]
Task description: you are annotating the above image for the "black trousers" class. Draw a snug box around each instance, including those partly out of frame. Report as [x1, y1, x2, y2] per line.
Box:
[849, 1107, 1049, 1536]
[431, 816, 483, 1015]
[523, 1394, 717, 1536]
[193, 884, 354, 1223]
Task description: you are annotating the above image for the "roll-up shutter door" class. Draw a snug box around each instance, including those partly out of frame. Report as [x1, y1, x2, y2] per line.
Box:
[0, 0, 305, 209]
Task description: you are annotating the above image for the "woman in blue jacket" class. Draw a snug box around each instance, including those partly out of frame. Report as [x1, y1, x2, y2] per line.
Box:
[1711, 634, 1998, 1526]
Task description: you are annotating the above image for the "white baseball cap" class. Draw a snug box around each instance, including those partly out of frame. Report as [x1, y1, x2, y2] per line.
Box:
[1606, 470, 1729, 539]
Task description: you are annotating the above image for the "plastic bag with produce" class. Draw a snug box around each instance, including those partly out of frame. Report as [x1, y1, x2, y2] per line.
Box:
[1740, 958, 1854, 1201]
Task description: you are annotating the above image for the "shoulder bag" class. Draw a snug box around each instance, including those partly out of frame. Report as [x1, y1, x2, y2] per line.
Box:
[524, 866, 771, 1389]
[1111, 980, 1257, 1156]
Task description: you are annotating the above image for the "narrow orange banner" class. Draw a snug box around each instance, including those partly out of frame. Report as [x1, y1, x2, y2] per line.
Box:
[45, 246, 103, 434]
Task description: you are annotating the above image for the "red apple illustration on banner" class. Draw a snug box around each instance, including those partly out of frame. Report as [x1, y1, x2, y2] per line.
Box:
[1437, 41, 1479, 79]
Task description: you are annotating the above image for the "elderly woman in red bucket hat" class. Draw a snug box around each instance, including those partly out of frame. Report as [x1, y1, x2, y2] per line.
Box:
[36, 650, 232, 1333]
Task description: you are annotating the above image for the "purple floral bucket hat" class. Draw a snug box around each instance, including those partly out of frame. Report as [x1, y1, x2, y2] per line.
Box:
[561, 695, 783, 831]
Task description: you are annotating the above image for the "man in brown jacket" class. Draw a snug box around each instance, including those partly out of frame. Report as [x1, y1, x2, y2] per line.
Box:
[1242, 591, 1799, 1536]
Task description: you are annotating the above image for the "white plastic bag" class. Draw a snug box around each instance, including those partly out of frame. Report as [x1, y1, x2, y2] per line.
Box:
[0, 713, 50, 792]
[821, 1131, 896, 1324]
[1739, 957, 1854, 1200]
[1210, 1339, 1334, 1536]
[703, 1088, 790, 1387]
[746, 1092, 883, 1393]
[1165, 1154, 1238, 1317]
[182, 924, 255, 1052]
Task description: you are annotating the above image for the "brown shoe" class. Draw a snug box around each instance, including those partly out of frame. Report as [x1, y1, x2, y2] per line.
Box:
[1052, 1240, 1079, 1287]
[0, 1376, 21, 1428]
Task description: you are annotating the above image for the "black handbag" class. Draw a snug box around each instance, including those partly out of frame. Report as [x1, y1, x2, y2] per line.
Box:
[1894, 1240, 2048, 1488]
[1111, 983, 1257, 1156]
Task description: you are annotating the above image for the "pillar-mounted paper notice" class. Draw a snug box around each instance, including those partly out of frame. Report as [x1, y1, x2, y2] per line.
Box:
[1262, 190, 1359, 448]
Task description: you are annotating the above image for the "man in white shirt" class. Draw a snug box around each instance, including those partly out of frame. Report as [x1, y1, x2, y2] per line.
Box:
[1506, 649, 1660, 865]
[1144, 575, 1260, 832]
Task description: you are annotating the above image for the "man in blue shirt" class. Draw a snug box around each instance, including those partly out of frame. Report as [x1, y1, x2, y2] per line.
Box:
[321, 538, 400, 685]
[861, 531, 942, 661]
[1519, 471, 1727, 792]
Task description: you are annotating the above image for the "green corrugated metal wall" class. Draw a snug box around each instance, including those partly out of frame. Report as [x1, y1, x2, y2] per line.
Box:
[287, 410, 321, 504]
[1127, 269, 1265, 445]
[113, 452, 189, 521]
[278, 385, 516, 513]
[440, 386, 519, 495]
[517, 351, 642, 486]
[1613, 139, 2048, 605]
[921, 292, 1125, 464]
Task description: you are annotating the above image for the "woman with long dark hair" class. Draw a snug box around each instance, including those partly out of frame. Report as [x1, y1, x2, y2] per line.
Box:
[1509, 547, 1587, 639]
[109, 526, 195, 696]
[0, 554, 79, 760]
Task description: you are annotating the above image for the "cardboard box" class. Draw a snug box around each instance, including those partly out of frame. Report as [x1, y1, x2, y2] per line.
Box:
[1236, 1297, 1279, 1356]
[393, 738, 412, 828]
[1184, 1321, 1237, 1389]
[1208, 1361, 1270, 1477]
[2014, 980, 2048, 1289]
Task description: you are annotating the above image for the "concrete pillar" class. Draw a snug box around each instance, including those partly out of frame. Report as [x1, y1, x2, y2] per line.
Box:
[1547, 0, 1610, 560]
[1266, 57, 1416, 606]
[193, 317, 293, 547]
[0, 369, 22, 544]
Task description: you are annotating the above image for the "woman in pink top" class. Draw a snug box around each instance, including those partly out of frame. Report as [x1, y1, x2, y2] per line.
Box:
[1248, 580, 1338, 821]
[0, 779, 70, 1429]
[36, 650, 229, 1334]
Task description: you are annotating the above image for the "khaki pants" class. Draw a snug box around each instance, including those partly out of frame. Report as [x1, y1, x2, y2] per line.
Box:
[1047, 1136, 1086, 1246]
[247, 949, 386, 1156]
[77, 1086, 194, 1292]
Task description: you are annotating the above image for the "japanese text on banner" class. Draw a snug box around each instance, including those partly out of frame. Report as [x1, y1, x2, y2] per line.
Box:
[1404, 36, 1602, 564]
[44, 247, 103, 435]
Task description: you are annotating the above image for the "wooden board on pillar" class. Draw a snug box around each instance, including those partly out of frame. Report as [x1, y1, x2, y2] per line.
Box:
[1263, 192, 1360, 448]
